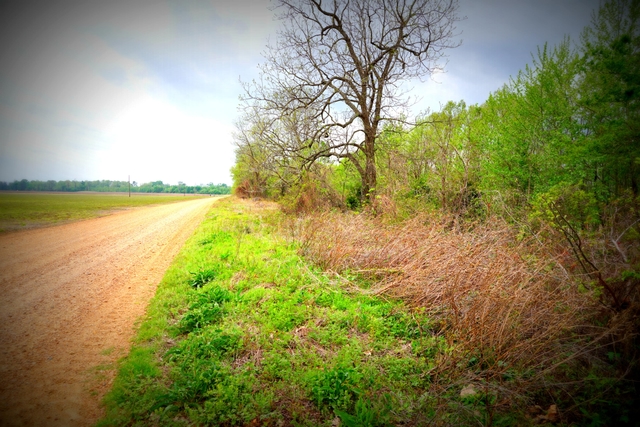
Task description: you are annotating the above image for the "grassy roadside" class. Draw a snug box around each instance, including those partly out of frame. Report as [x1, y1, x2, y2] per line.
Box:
[98, 197, 447, 426]
[0, 193, 213, 233]
[98, 196, 637, 426]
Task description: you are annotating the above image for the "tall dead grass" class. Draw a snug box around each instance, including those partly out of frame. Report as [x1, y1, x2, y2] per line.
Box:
[290, 210, 636, 419]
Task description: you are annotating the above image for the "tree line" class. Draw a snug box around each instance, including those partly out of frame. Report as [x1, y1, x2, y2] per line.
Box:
[233, 0, 639, 422]
[232, 0, 639, 314]
[229, 0, 638, 422]
[233, 0, 638, 227]
[0, 179, 231, 195]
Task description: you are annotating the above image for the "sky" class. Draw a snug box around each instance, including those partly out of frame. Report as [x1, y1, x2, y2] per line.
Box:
[0, 0, 600, 186]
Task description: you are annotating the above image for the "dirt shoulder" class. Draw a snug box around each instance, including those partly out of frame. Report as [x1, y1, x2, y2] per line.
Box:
[0, 197, 218, 426]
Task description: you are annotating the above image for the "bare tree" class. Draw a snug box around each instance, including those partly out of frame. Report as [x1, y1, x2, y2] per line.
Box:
[241, 0, 461, 203]
[233, 101, 322, 196]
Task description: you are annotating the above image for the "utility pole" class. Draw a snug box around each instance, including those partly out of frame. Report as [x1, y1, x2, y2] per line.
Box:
[128, 175, 131, 197]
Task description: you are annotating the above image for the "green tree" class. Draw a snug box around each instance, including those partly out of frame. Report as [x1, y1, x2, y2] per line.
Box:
[232, 120, 280, 198]
[478, 40, 583, 209]
[579, 0, 640, 199]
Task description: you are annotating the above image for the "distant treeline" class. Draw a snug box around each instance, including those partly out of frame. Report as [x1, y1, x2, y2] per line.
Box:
[0, 179, 231, 195]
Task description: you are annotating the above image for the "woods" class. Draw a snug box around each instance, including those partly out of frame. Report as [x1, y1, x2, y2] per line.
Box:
[230, 0, 640, 423]
[233, 0, 639, 273]
[234, 0, 638, 215]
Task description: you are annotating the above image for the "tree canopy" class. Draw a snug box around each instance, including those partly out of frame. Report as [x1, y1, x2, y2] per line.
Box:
[233, 0, 638, 221]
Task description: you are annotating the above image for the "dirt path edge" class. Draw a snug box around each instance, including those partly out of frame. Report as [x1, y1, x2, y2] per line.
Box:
[0, 197, 219, 427]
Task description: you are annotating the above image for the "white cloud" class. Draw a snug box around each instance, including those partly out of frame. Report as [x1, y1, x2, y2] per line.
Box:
[102, 96, 234, 185]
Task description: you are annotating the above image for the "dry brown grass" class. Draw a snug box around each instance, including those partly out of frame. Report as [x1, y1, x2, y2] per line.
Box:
[289, 210, 638, 419]
[279, 170, 346, 215]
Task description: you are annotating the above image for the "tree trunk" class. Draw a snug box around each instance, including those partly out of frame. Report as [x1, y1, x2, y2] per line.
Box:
[361, 134, 377, 204]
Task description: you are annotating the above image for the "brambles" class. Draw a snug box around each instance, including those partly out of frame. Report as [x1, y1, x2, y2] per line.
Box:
[294, 209, 638, 424]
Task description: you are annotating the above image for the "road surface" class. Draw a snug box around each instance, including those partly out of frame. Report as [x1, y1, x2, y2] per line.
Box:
[0, 197, 219, 426]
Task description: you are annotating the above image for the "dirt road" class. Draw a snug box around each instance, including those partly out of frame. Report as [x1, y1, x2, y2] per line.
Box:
[0, 197, 219, 426]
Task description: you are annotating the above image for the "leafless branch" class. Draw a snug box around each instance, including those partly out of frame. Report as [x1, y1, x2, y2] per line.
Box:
[238, 0, 461, 201]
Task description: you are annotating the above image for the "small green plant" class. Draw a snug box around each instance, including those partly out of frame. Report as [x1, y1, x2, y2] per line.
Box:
[178, 285, 232, 332]
[169, 359, 227, 402]
[178, 303, 224, 332]
[310, 366, 362, 411]
[335, 397, 392, 427]
[168, 327, 243, 361]
[189, 269, 218, 288]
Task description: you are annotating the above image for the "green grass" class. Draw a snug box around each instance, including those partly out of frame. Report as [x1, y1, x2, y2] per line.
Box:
[0, 192, 211, 232]
[98, 198, 444, 426]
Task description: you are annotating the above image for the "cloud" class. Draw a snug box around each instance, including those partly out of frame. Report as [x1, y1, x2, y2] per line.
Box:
[0, 0, 604, 185]
[411, 0, 600, 112]
[0, 0, 273, 184]
[90, 1, 276, 118]
[101, 96, 235, 184]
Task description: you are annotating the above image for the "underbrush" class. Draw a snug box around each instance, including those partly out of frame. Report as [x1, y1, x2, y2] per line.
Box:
[292, 210, 639, 425]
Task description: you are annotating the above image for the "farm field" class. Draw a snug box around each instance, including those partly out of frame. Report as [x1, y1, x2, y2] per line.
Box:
[0, 192, 215, 232]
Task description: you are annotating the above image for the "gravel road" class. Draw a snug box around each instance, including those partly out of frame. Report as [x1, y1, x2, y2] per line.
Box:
[0, 197, 219, 426]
